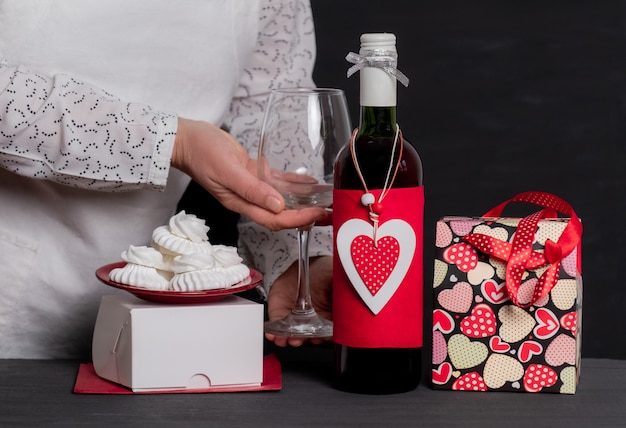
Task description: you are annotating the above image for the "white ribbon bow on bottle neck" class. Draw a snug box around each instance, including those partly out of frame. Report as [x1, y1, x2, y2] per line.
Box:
[345, 50, 410, 87]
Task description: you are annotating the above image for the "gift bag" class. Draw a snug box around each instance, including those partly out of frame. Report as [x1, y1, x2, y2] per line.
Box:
[431, 192, 583, 393]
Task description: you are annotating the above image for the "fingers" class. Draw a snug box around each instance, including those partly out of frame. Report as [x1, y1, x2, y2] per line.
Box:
[314, 209, 333, 227]
[265, 332, 306, 347]
[236, 203, 329, 231]
[173, 119, 328, 230]
[264, 332, 329, 347]
[264, 257, 333, 348]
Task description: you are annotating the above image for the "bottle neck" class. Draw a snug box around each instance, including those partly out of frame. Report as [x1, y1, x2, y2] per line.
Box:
[359, 62, 397, 107]
[358, 106, 397, 136]
[358, 60, 398, 137]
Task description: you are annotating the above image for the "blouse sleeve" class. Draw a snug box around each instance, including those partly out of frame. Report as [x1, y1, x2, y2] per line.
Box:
[222, 0, 333, 291]
[0, 58, 177, 191]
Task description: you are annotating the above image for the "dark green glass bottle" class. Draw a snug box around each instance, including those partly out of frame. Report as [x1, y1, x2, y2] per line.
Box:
[332, 33, 424, 394]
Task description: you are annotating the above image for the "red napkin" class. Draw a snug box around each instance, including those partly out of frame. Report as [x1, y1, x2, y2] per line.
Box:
[73, 353, 282, 394]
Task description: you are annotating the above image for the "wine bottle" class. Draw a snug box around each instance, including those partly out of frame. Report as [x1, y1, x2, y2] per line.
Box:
[332, 33, 424, 394]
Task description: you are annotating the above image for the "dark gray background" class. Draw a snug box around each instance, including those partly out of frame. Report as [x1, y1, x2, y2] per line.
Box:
[180, 1, 625, 360]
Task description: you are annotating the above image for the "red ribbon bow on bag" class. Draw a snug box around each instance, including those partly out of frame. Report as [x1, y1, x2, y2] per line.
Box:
[463, 192, 582, 308]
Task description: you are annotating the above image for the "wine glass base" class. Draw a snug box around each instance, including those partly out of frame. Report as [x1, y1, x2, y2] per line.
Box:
[264, 312, 333, 338]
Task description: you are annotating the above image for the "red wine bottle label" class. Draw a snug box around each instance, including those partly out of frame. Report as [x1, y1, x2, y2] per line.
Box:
[332, 186, 424, 348]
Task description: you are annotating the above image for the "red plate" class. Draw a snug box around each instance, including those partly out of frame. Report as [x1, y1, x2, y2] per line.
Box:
[96, 261, 263, 304]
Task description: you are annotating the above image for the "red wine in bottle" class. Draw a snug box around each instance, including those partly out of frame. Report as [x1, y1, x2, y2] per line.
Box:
[332, 33, 424, 394]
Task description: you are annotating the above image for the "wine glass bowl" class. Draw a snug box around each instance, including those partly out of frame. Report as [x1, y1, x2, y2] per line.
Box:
[258, 87, 351, 338]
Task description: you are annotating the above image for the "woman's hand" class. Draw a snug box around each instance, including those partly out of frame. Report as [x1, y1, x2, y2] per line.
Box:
[265, 256, 333, 347]
[171, 118, 329, 231]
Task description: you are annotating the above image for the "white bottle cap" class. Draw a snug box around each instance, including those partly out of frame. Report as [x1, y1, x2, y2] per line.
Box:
[359, 33, 397, 52]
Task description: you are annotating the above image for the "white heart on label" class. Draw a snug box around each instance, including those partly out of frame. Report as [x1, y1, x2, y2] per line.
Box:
[337, 218, 416, 314]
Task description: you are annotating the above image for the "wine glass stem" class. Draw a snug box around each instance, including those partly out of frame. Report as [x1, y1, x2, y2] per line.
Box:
[293, 223, 314, 315]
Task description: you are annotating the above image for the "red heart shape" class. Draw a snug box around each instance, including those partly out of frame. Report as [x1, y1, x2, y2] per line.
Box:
[523, 364, 557, 392]
[452, 372, 487, 391]
[518, 340, 543, 363]
[533, 308, 559, 340]
[460, 304, 496, 338]
[489, 336, 510, 353]
[443, 243, 478, 272]
[560, 311, 577, 336]
[433, 309, 455, 334]
[481, 279, 509, 305]
[432, 362, 452, 385]
[351, 235, 399, 296]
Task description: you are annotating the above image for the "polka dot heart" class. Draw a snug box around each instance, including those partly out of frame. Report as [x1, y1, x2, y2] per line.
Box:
[351, 235, 399, 296]
[453, 372, 488, 391]
[443, 243, 478, 272]
[336, 218, 415, 315]
[524, 364, 558, 392]
[460, 304, 496, 338]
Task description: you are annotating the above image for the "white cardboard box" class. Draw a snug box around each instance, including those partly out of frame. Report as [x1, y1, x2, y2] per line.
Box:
[92, 294, 264, 392]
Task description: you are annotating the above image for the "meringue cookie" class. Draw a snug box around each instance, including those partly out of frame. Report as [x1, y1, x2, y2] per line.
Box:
[151, 211, 213, 256]
[214, 264, 251, 284]
[210, 245, 249, 283]
[171, 253, 216, 274]
[169, 252, 250, 291]
[170, 269, 234, 291]
[211, 245, 244, 267]
[168, 210, 210, 243]
[109, 246, 172, 290]
[109, 264, 171, 290]
[121, 245, 168, 269]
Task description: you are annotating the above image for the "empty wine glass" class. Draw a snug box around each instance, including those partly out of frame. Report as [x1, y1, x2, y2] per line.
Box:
[257, 87, 351, 338]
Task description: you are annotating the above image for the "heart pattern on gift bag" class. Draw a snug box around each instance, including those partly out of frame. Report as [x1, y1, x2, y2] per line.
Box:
[489, 336, 511, 353]
[432, 331, 448, 365]
[432, 200, 582, 393]
[433, 309, 455, 334]
[533, 308, 560, 340]
[453, 372, 487, 391]
[443, 243, 478, 272]
[545, 334, 577, 366]
[432, 362, 453, 385]
[448, 334, 489, 370]
[467, 262, 495, 286]
[518, 341, 544, 363]
[524, 364, 558, 392]
[481, 279, 509, 305]
[460, 304, 496, 338]
[551, 279, 578, 311]
[498, 305, 536, 343]
[337, 219, 415, 314]
[560, 312, 577, 336]
[437, 282, 473, 313]
[483, 354, 524, 389]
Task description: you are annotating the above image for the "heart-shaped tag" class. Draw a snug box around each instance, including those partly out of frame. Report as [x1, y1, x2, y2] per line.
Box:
[351, 235, 400, 296]
[337, 219, 416, 314]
